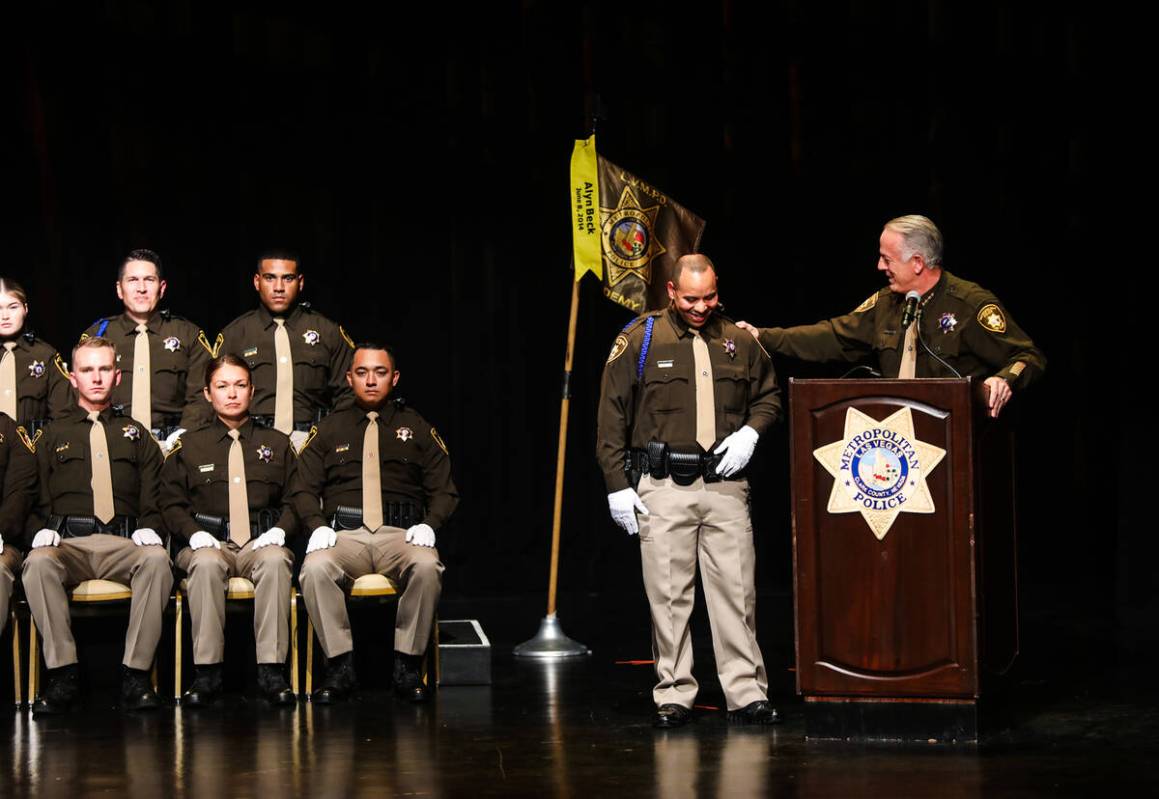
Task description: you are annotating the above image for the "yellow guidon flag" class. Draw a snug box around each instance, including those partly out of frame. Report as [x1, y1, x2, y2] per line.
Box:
[568, 135, 706, 313]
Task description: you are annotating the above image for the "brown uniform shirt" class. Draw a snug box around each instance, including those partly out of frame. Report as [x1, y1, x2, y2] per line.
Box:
[1, 334, 73, 429]
[160, 417, 299, 545]
[27, 406, 163, 535]
[0, 413, 38, 550]
[757, 270, 1046, 391]
[81, 311, 216, 431]
[596, 306, 783, 493]
[289, 403, 459, 532]
[218, 303, 355, 426]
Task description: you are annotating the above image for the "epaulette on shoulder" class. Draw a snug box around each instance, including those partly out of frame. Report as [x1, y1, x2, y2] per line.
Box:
[621, 310, 662, 336]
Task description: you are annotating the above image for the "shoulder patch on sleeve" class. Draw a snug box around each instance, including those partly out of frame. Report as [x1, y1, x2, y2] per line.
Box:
[53, 353, 70, 379]
[299, 425, 319, 452]
[164, 437, 183, 460]
[852, 293, 879, 313]
[977, 303, 1007, 334]
[339, 326, 356, 350]
[198, 331, 223, 357]
[606, 334, 629, 364]
[430, 427, 449, 455]
[17, 426, 41, 453]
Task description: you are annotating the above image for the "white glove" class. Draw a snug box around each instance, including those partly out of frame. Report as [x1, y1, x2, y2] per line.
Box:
[252, 527, 286, 550]
[159, 428, 186, 454]
[0, 533, 5, 554]
[131, 528, 164, 547]
[188, 531, 220, 551]
[290, 430, 309, 451]
[714, 425, 759, 477]
[405, 523, 436, 548]
[32, 529, 62, 548]
[306, 526, 337, 554]
[608, 488, 650, 536]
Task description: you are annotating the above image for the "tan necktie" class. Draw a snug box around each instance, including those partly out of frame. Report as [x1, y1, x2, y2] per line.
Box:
[131, 323, 151, 428]
[362, 412, 384, 531]
[692, 331, 716, 451]
[227, 429, 251, 547]
[88, 411, 116, 524]
[898, 319, 918, 379]
[0, 342, 17, 420]
[273, 318, 293, 434]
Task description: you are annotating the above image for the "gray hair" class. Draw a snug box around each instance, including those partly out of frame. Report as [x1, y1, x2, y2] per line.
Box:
[885, 215, 943, 268]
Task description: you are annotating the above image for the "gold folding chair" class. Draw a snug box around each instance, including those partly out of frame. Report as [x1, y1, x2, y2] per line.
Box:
[173, 577, 299, 700]
[9, 609, 22, 708]
[28, 579, 158, 701]
[301, 574, 439, 697]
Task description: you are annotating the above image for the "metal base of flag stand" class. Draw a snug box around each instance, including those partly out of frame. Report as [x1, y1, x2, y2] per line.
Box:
[513, 614, 591, 659]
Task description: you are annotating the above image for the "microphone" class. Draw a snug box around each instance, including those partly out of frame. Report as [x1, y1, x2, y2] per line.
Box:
[900, 290, 921, 328]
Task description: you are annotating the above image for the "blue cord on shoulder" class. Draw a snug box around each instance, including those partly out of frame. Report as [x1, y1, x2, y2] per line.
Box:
[96, 319, 110, 337]
[636, 317, 655, 381]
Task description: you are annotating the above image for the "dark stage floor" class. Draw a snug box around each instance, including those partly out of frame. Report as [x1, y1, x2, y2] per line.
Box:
[3, 590, 1157, 798]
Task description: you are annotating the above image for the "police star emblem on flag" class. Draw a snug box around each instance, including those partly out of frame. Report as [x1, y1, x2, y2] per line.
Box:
[811, 406, 946, 540]
[600, 186, 666, 289]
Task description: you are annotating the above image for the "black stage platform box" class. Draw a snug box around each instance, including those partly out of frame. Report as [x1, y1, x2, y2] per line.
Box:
[437, 619, 491, 685]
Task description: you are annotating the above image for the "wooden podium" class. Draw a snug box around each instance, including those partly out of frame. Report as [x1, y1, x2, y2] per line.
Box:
[789, 378, 1018, 741]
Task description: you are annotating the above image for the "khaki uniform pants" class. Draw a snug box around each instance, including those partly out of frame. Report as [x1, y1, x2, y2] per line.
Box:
[1, 547, 20, 634]
[175, 541, 294, 665]
[299, 526, 443, 658]
[21, 534, 174, 670]
[637, 475, 768, 711]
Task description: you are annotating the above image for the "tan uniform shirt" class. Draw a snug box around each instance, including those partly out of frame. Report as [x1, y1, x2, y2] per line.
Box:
[289, 403, 458, 532]
[596, 306, 782, 493]
[757, 270, 1046, 390]
[160, 417, 299, 545]
[218, 304, 355, 425]
[81, 312, 216, 431]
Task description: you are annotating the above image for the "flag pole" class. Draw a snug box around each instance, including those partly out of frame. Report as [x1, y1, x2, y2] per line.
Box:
[514, 273, 591, 658]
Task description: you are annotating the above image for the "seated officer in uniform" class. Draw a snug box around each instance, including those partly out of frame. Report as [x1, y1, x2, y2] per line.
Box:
[218, 252, 356, 450]
[737, 215, 1045, 418]
[22, 336, 170, 714]
[0, 277, 73, 433]
[161, 354, 298, 707]
[81, 249, 216, 451]
[0, 412, 38, 642]
[290, 343, 458, 704]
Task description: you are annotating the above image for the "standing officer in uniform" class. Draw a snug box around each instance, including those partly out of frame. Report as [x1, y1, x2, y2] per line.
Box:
[737, 215, 1046, 418]
[290, 343, 457, 704]
[597, 254, 783, 728]
[0, 277, 73, 433]
[218, 252, 355, 450]
[81, 249, 216, 451]
[161, 354, 298, 707]
[22, 336, 170, 714]
[0, 412, 38, 640]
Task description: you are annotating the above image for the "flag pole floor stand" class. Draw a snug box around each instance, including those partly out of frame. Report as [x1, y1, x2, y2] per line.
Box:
[513, 614, 591, 659]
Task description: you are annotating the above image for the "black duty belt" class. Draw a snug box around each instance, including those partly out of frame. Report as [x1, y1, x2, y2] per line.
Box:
[193, 509, 280, 543]
[51, 515, 139, 538]
[252, 415, 315, 433]
[626, 441, 738, 486]
[331, 503, 424, 531]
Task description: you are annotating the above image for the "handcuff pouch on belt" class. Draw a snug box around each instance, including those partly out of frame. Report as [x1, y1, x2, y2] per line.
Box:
[624, 441, 730, 487]
[331, 503, 424, 531]
[194, 509, 280, 543]
[50, 514, 138, 539]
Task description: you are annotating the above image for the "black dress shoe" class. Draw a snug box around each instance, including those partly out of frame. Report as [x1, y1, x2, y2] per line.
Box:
[311, 652, 357, 704]
[121, 666, 161, 712]
[727, 700, 782, 725]
[182, 664, 223, 708]
[32, 664, 80, 716]
[392, 652, 429, 703]
[653, 703, 693, 728]
[257, 663, 296, 706]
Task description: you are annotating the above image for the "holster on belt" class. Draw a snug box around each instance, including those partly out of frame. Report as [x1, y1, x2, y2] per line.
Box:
[194, 509, 279, 543]
[50, 514, 138, 539]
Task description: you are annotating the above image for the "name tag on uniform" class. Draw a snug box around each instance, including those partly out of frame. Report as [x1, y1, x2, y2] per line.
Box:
[243, 347, 258, 358]
[198, 464, 215, 473]
[335, 444, 350, 453]
[657, 359, 674, 368]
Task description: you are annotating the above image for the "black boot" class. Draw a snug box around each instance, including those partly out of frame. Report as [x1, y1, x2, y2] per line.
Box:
[393, 651, 429, 703]
[257, 663, 295, 706]
[311, 651, 356, 704]
[121, 666, 161, 712]
[32, 663, 80, 716]
[182, 664, 223, 708]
